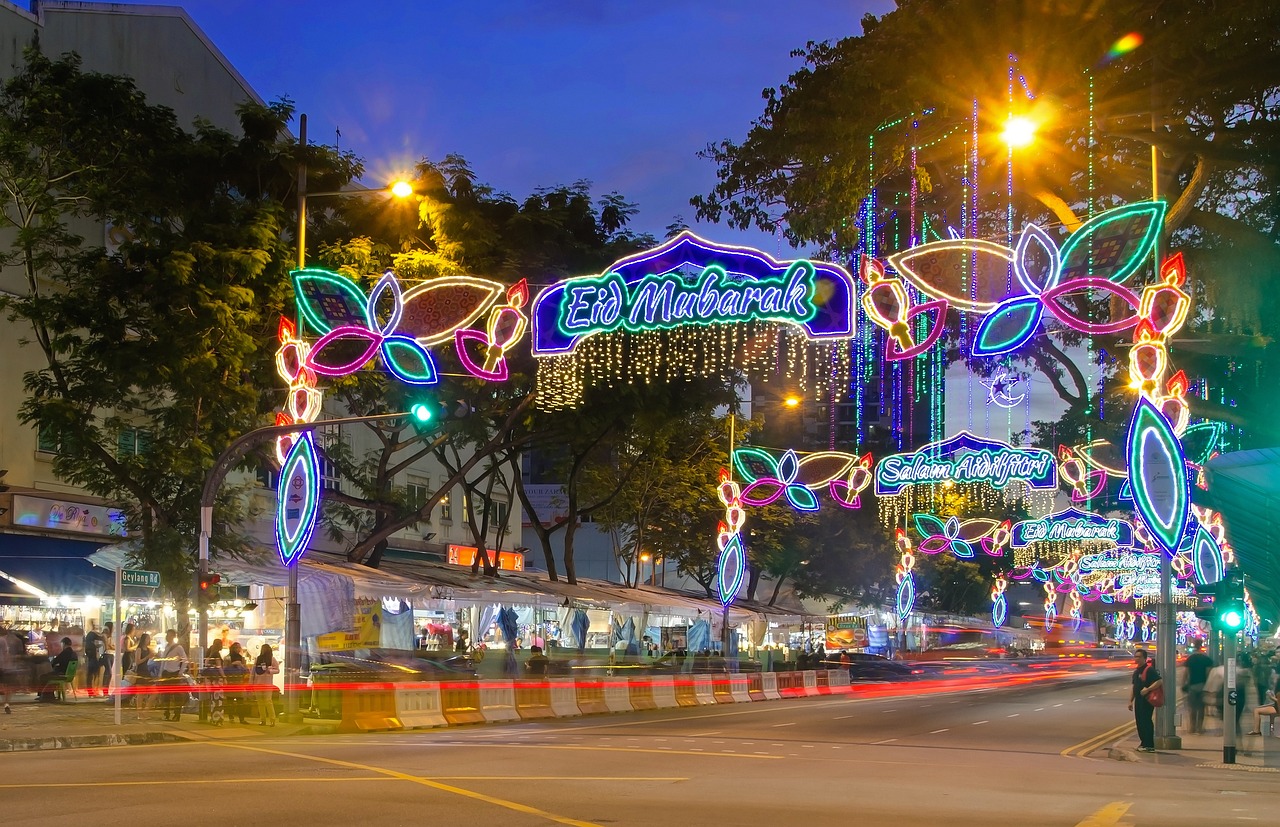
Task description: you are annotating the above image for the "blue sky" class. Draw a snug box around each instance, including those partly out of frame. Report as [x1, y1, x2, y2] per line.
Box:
[157, 0, 893, 251]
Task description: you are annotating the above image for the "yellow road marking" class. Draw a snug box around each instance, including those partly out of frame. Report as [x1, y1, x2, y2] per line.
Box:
[422, 743, 781, 760]
[0, 776, 685, 790]
[1074, 801, 1133, 827]
[1061, 721, 1137, 757]
[211, 740, 605, 827]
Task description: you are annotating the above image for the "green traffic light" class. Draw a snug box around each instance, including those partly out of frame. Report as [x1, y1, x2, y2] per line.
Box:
[410, 403, 433, 423]
[1220, 610, 1244, 630]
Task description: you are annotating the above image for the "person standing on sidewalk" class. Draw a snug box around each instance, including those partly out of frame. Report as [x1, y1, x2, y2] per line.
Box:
[156, 630, 187, 721]
[83, 621, 104, 697]
[1128, 648, 1163, 752]
[101, 622, 115, 698]
[251, 644, 278, 726]
[1183, 644, 1214, 734]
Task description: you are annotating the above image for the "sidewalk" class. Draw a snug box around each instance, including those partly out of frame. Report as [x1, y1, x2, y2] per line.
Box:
[1108, 719, 1280, 772]
[0, 691, 335, 752]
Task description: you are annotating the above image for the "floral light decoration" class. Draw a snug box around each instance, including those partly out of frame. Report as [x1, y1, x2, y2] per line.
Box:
[274, 317, 323, 464]
[1057, 444, 1107, 503]
[991, 574, 1009, 626]
[1043, 581, 1058, 632]
[715, 469, 747, 606]
[894, 528, 917, 621]
[732, 447, 872, 511]
[858, 254, 947, 360]
[911, 514, 1010, 558]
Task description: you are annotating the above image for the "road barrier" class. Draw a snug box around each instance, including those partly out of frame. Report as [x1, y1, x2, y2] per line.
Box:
[604, 679, 634, 713]
[651, 676, 679, 709]
[693, 674, 716, 705]
[729, 674, 752, 704]
[338, 683, 402, 733]
[394, 684, 448, 729]
[673, 675, 699, 707]
[712, 673, 735, 704]
[575, 679, 610, 715]
[549, 678, 582, 717]
[760, 672, 781, 701]
[627, 676, 657, 710]
[440, 683, 485, 725]
[801, 670, 819, 697]
[480, 681, 520, 723]
[815, 670, 831, 695]
[514, 680, 556, 720]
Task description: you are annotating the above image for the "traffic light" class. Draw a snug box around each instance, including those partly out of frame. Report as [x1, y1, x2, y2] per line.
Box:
[408, 398, 471, 433]
[197, 573, 221, 607]
[1217, 571, 1245, 631]
[1193, 581, 1219, 623]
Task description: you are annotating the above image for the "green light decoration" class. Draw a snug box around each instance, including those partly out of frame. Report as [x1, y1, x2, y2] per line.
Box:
[1126, 396, 1190, 555]
[1058, 201, 1167, 285]
[292, 269, 370, 335]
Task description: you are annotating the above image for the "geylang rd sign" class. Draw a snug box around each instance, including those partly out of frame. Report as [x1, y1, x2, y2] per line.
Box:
[530, 232, 856, 356]
[874, 431, 1057, 496]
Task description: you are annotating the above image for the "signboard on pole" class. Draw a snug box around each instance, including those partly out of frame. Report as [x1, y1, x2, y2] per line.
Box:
[121, 569, 160, 589]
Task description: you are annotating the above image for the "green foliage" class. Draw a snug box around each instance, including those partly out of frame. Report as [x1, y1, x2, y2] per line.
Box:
[0, 50, 355, 601]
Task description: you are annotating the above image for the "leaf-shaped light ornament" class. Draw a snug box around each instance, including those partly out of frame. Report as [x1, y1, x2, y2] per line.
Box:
[1008, 565, 1036, 581]
[366, 271, 405, 337]
[716, 533, 746, 606]
[397, 276, 504, 346]
[887, 299, 948, 360]
[829, 452, 873, 509]
[1057, 201, 1167, 285]
[887, 238, 1018, 312]
[303, 325, 384, 377]
[732, 447, 779, 485]
[794, 452, 856, 488]
[275, 432, 321, 567]
[991, 575, 1009, 626]
[896, 573, 916, 621]
[380, 335, 439, 385]
[739, 478, 785, 507]
[1013, 223, 1062, 296]
[982, 521, 1012, 557]
[1138, 253, 1191, 339]
[859, 255, 914, 353]
[1181, 422, 1227, 468]
[972, 296, 1042, 357]
[784, 484, 821, 513]
[1192, 522, 1225, 586]
[894, 529, 917, 621]
[1043, 583, 1058, 632]
[455, 329, 508, 381]
[483, 279, 530, 368]
[1059, 444, 1107, 502]
[1040, 278, 1142, 335]
[292, 269, 370, 335]
[1074, 438, 1129, 478]
[1127, 396, 1190, 556]
[776, 450, 800, 486]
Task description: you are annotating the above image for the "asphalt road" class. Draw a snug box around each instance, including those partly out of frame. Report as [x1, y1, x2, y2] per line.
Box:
[1, 669, 1275, 826]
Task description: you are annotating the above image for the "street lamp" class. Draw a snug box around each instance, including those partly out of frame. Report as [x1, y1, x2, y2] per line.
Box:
[295, 113, 415, 270]
[783, 394, 801, 409]
[1000, 115, 1039, 149]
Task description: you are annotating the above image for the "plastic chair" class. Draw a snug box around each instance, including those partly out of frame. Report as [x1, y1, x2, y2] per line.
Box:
[47, 660, 79, 701]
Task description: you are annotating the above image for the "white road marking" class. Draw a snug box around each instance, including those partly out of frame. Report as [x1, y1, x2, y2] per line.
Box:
[973, 721, 989, 725]
[1035, 707, 1045, 711]
[1054, 703, 1064, 707]
[871, 738, 897, 744]
[772, 722, 796, 727]
[835, 715, 853, 720]
[1008, 714, 1020, 718]
[930, 728, 949, 734]
[801, 745, 814, 749]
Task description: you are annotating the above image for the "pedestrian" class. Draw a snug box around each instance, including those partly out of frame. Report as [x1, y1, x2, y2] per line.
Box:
[1182, 644, 1214, 735]
[204, 639, 226, 726]
[0, 623, 21, 713]
[83, 620, 104, 697]
[525, 644, 550, 676]
[252, 644, 278, 727]
[131, 633, 155, 719]
[1252, 650, 1273, 710]
[102, 622, 115, 697]
[1246, 663, 1278, 736]
[120, 623, 138, 680]
[455, 629, 469, 653]
[157, 629, 187, 721]
[1128, 648, 1163, 752]
[224, 642, 250, 724]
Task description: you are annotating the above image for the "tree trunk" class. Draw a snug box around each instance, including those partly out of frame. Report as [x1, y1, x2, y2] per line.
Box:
[768, 572, 788, 606]
[745, 565, 761, 602]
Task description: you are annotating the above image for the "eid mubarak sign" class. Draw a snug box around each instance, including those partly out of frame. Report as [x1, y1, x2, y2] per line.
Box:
[530, 232, 856, 356]
[874, 431, 1057, 496]
[1011, 507, 1134, 548]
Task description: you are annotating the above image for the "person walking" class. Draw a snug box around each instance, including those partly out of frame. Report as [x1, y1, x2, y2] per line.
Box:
[1182, 644, 1214, 734]
[131, 633, 155, 719]
[203, 640, 226, 726]
[83, 621, 104, 697]
[157, 629, 187, 721]
[223, 642, 250, 724]
[101, 622, 115, 697]
[252, 644, 279, 726]
[1128, 648, 1163, 752]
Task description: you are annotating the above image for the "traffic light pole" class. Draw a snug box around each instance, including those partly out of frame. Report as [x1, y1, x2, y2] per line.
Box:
[1224, 629, 1237, 764]
[1155, 550, 1180, 749]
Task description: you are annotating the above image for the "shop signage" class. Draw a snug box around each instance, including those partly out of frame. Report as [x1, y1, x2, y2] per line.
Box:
[824, 613, 868, 650]
[874, 431, 1056, 496]
[447, 544, 525, 572]
[1012, 508, 1134, 548]
[531, 232, 856, 356]
[12, 494, 128, 538]
[316, 602, 382, 652]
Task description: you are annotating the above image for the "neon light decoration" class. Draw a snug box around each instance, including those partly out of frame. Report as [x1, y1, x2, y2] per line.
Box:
[275, 432, 320, 567]
[875, 431, 1056, 496]
[732, 447, 872, 510]
[858, 255, 946, 360]
[912, 514, 1010, 558]
[455, 279, 530, 381]
[1190, 521, 1225, 586]
[715, 469, 746, 606]
[1126, 396, 1190, 555]
[534, 232, 855, 355]
[991, 575, 1008, 626]
[894, 529, 916, 620]
[1011, 508, 1134, 548]
[275, 317, 323, 464]
[980, 369, 1025, 408]
[1043, 582, 1057, 631]
[1057, 445, 1107, 502]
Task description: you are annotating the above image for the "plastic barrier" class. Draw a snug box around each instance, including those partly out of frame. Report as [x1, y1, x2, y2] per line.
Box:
[712, 673, 735, 704]
[627, 677, 657, 711]
[480, 680, 520, 723]
[729, 674, 752, 704]
[673, 674, 699, 707]
[815, 670, 832, 695]
[605, 679, 634, 713]
[394, 684, 448, 729]
[778, 671, 804, 698]
[575, 680, 610, 715]
[829, 668, 851, 689]
[514, 680, 556, 720]
[440, 683, 486, 725]
[760, 672, 781, 701]
[338, 683, 402, 733]
[801, 670, 819, 696]
[549, 678, 582, 717]
[746, 673, 765, 702]
[693, 674, 716, 705]
[651, 676, 679, 709]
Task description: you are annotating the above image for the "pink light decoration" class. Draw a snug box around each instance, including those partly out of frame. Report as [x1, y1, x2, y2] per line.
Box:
[455, 329, 509, 381]
[1040, 278, 1141, 334]
[884, 299, 948, 360]
[304, 325, 383, 376]
[739, 479, 786, 507]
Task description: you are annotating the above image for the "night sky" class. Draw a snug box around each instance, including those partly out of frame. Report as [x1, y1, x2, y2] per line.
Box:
[138, 0, 893, 252]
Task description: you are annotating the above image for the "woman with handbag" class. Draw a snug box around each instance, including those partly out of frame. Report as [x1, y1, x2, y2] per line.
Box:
[252, 644, 279, 727]
[1128, 648, 1163, 752]
[131, 633, 154, 720]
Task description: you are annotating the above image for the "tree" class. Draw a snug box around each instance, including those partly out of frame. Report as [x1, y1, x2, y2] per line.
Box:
[0, 50, 357, 613]
[693, 0, 1280, 446]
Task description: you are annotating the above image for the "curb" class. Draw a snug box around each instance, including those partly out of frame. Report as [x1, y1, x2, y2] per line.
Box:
[0, 731, 183, 752]
[1107, 746, 1142, 762]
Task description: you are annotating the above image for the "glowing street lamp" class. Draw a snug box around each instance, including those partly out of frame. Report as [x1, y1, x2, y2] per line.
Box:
[1000, 115, 1039, 149]
[783, 395, 802, 409]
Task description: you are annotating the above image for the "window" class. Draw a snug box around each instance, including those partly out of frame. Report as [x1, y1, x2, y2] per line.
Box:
[406, 476, 430, 512]
[488, 500, 510, 526]
[318, 451, 341, 492]
[116, 427, 153, 458]
[439, 492, 453, 523]
[256, 466, 277, 490]
[37, 425, 62, 455]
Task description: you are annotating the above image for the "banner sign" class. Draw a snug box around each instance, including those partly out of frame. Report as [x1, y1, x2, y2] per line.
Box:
[12, 495, 128, 538]
[531, 232, 856, 356]
[447, 544, 525, 572]
[874, 431, 1056, 496]
[1012, 508, 1134, 548]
